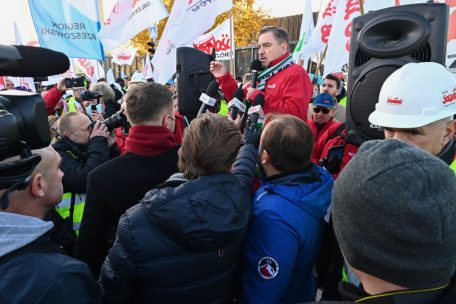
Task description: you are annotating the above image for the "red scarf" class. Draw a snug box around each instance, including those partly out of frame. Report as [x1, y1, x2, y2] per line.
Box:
[125, 125, 178, 157]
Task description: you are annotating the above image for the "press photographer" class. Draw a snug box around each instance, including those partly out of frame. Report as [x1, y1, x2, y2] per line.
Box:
[0, 44, 100, 303]
[48, 111, 119, 254]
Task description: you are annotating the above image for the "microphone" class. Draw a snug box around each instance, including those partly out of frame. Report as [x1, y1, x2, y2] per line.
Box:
[198, 81, 219, 115]
[247, 94, 265, 130]
[0, 45, 70, 77]
[250, 60, 262, 89]
[228, 88, 245, 120]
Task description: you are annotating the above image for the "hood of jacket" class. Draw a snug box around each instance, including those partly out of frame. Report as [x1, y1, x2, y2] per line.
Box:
[142, 172, 252, 251]
[259, 165, 334, 220]
[0, 212, 53, 257]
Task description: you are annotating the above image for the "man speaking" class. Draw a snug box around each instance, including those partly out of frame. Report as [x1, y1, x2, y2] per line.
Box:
[210, 26, 312, 122]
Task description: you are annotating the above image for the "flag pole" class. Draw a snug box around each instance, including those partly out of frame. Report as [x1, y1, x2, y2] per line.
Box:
[359, 0, 365, 14]
[229, 9, 235, 76]
[316, 44, 328, 76]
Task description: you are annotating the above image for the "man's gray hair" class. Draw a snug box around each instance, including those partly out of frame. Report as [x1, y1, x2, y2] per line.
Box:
[259, 26, 290, 45]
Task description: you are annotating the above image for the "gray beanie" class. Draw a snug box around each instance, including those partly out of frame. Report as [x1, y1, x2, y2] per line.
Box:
[333, 139, 456, 289]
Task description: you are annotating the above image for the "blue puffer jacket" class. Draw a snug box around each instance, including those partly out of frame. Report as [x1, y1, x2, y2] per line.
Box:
[242, 165, 334, 304]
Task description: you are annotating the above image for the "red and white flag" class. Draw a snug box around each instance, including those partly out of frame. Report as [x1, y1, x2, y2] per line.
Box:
[301, 0, 341, 57]
[324, 0, 362, 74]
[152, 0, 233, 84]
[75, 59, 106, 83]
[193, 18, 234, 61]
[99, 0, 168, 51]
[112, 48, 137, 65]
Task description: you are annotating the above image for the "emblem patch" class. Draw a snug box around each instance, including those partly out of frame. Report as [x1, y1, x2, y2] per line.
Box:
[258, 256, 279, 280]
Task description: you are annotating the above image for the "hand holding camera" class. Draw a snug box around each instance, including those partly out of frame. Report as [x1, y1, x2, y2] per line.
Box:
[90, 121, 110, 140]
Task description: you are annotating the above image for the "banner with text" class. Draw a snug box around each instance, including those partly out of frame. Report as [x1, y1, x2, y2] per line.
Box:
[152, 0, 233, 84]
[99, 0, 168, 51]
[112, 48, 138, 65]
[28, 0, 104, 60]
[193, 18, 234, 61]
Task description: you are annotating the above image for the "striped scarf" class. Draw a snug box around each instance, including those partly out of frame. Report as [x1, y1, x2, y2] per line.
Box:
[257, 54, 294, 91]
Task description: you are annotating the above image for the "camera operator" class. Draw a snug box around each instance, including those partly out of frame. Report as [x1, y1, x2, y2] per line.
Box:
[75, 83, 180, 276]
[47, 112, 119, 254]
[0, 147, 101, 303]
[43, 77, 87, 116]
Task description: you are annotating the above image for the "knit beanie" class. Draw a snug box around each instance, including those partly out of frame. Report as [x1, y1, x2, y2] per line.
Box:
[332, 139, 456, 289]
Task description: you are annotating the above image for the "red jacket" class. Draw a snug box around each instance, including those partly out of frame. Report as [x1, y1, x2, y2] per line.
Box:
[312, 123, 358, 180]
[43, 86, 64, 116]
[217, 53, 312, 122]
[309, 119, 340, 156]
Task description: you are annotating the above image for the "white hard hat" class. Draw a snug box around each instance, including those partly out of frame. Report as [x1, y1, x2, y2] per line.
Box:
[368, 62, 456, 129]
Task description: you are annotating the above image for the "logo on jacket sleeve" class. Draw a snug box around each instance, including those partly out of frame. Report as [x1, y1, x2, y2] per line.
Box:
[258, 256, 279, 280]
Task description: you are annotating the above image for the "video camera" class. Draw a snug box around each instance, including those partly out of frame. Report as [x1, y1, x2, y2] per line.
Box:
[80, 90, 102, 102]
[91, 109, 130, 132]
[0, 44, 69, 208]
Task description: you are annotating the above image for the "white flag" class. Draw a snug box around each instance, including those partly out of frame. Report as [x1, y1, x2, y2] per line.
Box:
[193, 18, 234, 61]
[13, 22, 22, 45]
[75, 59, 105, 83]
[292, 0, 314, 64]
[112, 48, 138, 65]
[324, 0, 362, 74]
[142, 53, 154, 80]
[107, 69, 116, 84]
[152, 0, 233, 84]
[99, 0, 168, 51]
[301, 0, 341, 57]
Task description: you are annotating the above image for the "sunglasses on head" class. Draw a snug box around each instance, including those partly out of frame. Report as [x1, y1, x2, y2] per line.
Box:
[313, 107, 330, 114]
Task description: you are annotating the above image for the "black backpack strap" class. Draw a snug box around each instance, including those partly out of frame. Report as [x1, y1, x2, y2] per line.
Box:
[69, 193, 76, 223]
[0, 239, 64, 265]
[330, 123, 346, 140]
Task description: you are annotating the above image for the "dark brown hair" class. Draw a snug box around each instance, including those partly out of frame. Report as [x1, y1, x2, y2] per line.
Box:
[261, 114, 313, 173]
[178, 113, 241, 179]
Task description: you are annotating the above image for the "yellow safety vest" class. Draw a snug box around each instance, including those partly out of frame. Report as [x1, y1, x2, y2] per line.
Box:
[54, 149, 86, 234]
[339, 96, 347, 107]
[55, 192, 86, 234]
[450, 158, 456, 175]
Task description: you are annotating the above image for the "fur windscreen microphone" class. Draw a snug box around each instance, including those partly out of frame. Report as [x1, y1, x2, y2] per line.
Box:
[250, 60, 262, 89]
[0, 45, 70, 77]
[198, 81, 220, 115]
[228, 88, 245, 120]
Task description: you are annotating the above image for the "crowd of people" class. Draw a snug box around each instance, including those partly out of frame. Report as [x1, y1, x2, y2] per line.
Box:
[1, 25, 456, 304]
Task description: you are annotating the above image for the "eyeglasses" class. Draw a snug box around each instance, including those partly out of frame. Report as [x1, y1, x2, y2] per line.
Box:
[322, 83, 335, 88]
[313, 107, 330, 114]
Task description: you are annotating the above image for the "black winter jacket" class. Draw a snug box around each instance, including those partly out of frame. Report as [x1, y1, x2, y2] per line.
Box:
[52, 136, 118, 194]
[75, 146, 180, 276]
[100, 144, 257, 304]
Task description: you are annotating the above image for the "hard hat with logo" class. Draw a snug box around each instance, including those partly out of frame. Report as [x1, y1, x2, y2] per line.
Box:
[368, 62, 456, 129]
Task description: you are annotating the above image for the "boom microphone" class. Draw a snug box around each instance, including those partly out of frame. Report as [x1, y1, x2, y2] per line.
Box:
[198, 81, 220, 115]
[250, 60, 262, 89]
[228, 88, 245, 120]
[0, 45, 70, 77]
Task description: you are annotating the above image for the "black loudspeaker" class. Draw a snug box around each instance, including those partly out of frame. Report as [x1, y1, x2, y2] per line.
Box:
[176, 47, 214, 119]
[346, 3, 449, 146]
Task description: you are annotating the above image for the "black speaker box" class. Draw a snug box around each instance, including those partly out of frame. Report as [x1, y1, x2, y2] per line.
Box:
[346, 3, 449, 146]
[176, 47, 214, 119]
